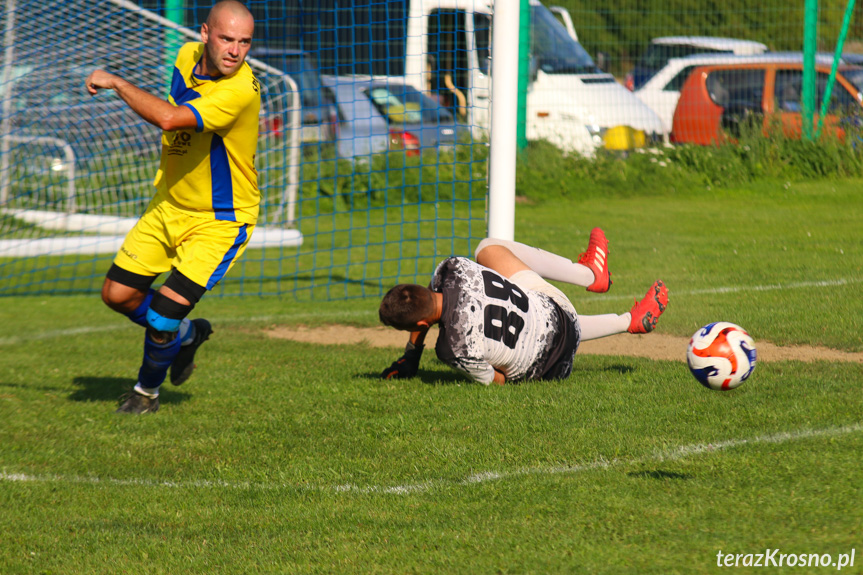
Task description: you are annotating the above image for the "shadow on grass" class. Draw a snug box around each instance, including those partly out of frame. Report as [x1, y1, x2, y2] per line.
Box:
[417, 370, 470, 385]
[362, 364, 639, 385]
[628, 470, 692, 481]
[70, 376, 191, 405]
[0, 381, 69, 393]
[572, 363, 637, 375]
[358, 369, 468, 385]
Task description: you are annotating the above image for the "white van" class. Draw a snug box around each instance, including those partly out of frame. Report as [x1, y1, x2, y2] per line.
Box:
[397, 0, 663, 155]
[626, 36, 770, 92]
[275, 0, 662, 155]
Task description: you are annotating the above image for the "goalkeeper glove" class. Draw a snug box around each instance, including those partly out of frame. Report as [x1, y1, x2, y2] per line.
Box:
[381, 342, 424, 380]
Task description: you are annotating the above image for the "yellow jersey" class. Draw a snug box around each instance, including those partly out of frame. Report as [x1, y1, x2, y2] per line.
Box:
[152, 42, 261, 224]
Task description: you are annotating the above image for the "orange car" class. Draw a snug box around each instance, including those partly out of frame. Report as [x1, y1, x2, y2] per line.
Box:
[671, 60, 863, 144]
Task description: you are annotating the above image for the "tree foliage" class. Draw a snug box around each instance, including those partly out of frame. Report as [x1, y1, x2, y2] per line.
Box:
[552, 0, 863, 74]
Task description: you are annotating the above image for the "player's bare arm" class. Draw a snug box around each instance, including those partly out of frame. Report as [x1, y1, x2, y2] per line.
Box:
[407, 326, 429, 347]
[85, 69, 197, 132]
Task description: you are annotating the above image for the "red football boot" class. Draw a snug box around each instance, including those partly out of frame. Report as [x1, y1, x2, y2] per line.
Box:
[577, 227, 611, 293]
[628, 280, 669, 334]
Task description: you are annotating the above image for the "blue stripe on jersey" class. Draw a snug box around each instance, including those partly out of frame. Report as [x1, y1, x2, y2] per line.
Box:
[210, 134, 236, 221]
[206, 224, 249, 289]
[172, 67, 203, 132]
[182, 103, 204, 132]
[170, 66, 201, 106]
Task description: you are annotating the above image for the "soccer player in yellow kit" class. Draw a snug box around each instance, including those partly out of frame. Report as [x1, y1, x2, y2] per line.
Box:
[85, 1, 260, 413]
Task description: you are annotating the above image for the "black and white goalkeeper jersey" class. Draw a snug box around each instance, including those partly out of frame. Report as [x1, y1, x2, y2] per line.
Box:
[431, 257, 580, 385]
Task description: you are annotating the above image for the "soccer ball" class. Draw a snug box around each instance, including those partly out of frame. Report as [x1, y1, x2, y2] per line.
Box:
[686, 322, 757, 390]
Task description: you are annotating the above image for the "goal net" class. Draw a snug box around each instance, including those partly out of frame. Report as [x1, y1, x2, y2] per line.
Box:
[0, 0, 488, 298]
[0, 0, 302, 260]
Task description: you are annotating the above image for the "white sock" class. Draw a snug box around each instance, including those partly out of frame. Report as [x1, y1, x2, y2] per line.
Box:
[579, 313, 631, 341]
[133, 382, 160, 398]
[475, 238, 595, 286]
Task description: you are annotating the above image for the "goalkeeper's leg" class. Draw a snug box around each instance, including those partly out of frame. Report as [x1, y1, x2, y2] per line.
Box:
[475, 229, 610, 292]
[579, 280, 668, 339]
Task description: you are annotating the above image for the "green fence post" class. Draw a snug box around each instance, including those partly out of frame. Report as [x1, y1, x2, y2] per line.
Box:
[165, 0, 184, 86]
[816, 0, 856, 138]
[802, 0, 818, 140]
[516, 0, 530, 151]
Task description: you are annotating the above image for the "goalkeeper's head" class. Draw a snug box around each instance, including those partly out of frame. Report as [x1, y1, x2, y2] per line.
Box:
[379, 284, 437, 331]
[201, 0, 255, 77]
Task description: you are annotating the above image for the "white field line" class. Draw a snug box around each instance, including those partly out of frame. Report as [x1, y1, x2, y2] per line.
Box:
[589, 277, 861, 303]
[2, 277, 858, 347]
[1, 423, 860, 496]
[0, 309, 375, 346]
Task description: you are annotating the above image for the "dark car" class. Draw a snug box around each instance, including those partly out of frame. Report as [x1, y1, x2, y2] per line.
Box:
[249, 48, 338, 143]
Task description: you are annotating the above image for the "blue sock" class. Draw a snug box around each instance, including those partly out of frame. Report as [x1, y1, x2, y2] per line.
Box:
[126, 289, 155, 328]
[137, 330, 182, 390]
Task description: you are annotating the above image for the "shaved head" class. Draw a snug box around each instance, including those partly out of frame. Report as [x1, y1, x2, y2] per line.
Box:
[200, 0, 254, 77]
[207, 0, 254, 29]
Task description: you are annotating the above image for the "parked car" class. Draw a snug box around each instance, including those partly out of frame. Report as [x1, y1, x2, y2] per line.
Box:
[321, 75, 471, 160]
[841, 52, 863, 66]
[249, 48, 339, 143]
[321, 75, 389, 159]
[626, 36, 769, 92]
[635, 52, 846, 135]
[670, 60, 863, 145]
[523, 1, 663, 152]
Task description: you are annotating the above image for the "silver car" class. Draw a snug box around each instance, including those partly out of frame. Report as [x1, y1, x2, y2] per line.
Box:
[322, 75, 471, 160]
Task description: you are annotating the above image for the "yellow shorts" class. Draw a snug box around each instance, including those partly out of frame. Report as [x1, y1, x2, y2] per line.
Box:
[113, 199, 255, 290]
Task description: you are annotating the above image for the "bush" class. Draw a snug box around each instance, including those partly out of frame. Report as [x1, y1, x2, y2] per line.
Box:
[516, 122, 863, 201]
[295, 141, 489, 216]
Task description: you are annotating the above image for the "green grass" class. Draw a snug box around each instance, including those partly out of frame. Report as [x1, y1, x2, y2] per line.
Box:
[517, 178, 863, 351]
[1, 178, 862, 573]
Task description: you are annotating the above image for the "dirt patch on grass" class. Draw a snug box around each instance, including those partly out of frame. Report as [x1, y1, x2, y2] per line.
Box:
[265, 325, 863, 364]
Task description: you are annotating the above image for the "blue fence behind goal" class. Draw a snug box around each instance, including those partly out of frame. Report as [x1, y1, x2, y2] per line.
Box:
[0, 0, 849, 298]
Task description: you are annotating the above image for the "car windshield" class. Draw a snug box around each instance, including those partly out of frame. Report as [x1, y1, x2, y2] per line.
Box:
[840, 68, 863, 96]
[365, 84, 453, 124]
[530, 3, 598, 74]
